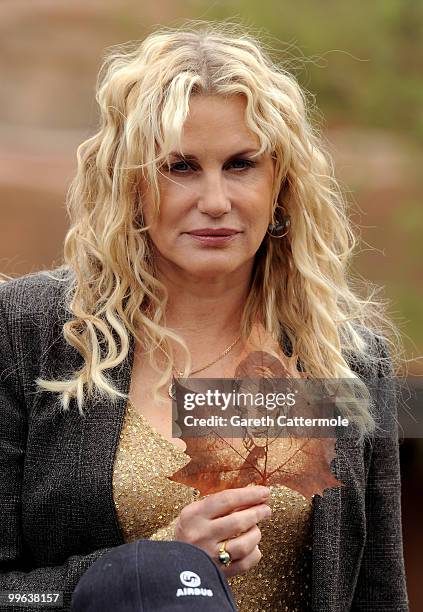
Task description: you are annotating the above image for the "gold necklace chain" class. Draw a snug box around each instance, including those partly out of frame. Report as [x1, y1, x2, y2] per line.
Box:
[168, 333, 242, 399]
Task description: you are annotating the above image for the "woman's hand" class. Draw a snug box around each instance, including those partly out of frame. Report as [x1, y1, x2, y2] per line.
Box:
[174, 486, 271, 578]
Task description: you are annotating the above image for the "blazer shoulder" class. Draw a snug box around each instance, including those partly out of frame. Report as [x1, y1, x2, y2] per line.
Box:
[344, 323, 395, 379]
[0, 265, 75, 323]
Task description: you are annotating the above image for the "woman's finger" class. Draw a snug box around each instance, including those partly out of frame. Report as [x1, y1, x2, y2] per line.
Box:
[209, 502, 271, 541]
[221, 524, 262, 562]
[221, 545, 263, 578]
[198, 486, 270, 520]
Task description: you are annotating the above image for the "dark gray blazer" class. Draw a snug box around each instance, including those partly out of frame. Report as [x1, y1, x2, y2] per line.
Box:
[0, 268, 409, 611]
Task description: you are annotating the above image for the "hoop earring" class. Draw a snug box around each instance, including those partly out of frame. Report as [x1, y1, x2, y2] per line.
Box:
[267, 206, 291, 239]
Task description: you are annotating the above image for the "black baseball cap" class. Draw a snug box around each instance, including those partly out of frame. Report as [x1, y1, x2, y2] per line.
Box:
[71, 540, 238, 611]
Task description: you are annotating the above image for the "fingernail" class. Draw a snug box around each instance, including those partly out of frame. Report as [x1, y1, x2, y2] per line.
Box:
[263, 507, 272, 519]
[260, 487, 271, 497]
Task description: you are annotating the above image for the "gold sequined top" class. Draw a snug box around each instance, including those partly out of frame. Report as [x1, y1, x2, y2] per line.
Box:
[112, 401, 313, 611]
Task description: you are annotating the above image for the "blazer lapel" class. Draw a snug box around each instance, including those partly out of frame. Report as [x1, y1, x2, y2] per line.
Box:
[310, 429, 368, 610]
[77, 330, 136, 550]
[311, 486, 342, 610]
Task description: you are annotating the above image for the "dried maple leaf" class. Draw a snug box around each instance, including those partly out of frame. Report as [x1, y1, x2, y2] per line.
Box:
[168, 385, 345, 499]
[168, 427, 343, 500]
[168, 323, 346, 499]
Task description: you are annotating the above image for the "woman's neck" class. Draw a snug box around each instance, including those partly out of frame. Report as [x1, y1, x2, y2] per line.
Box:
[159, 268, 251, 345]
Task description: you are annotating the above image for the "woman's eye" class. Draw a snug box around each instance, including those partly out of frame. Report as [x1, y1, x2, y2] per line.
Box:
[229, 159, 256, 171]
[169, 161, 191, 173]
[168, 159, 255, 173]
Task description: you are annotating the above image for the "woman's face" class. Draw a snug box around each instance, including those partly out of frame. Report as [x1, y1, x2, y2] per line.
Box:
[140, 94, 276, 281]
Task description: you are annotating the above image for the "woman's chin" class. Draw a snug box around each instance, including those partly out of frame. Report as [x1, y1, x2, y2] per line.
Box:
[177, 256, 248, 280]
[182, 263, 238, 280]
[156, 249, 254, 281]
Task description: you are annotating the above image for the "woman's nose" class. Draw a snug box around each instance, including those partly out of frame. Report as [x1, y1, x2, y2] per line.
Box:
[196, 172, 231, 217]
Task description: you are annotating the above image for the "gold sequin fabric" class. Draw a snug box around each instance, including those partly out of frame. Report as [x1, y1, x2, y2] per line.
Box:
[112, 400, 313, 611]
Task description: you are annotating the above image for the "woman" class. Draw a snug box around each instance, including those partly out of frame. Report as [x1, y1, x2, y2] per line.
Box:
[0, 21, 408, 611]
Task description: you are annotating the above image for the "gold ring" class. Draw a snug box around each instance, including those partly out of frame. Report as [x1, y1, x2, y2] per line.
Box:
[218, 540, 232, 567]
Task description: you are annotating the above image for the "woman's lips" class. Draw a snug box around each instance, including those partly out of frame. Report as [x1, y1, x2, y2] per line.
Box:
[187, 234, 238, 246]
[185, 229, 240, 246]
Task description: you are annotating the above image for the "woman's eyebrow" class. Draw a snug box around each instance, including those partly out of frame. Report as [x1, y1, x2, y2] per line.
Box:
[168, 148, 261, 161]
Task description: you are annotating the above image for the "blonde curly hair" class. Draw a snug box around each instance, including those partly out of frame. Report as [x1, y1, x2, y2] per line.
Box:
[32, 19, 405, 435]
